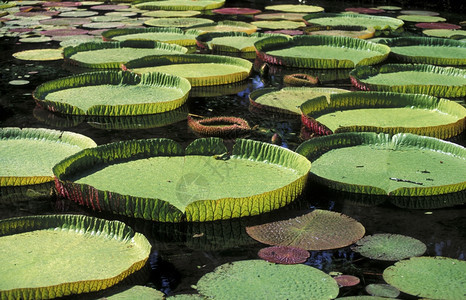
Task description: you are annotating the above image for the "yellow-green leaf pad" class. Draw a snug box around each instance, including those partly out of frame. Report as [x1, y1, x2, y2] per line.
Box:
[0, 214, 151, 299]
[383, 257, 466, 299]
[53, 138, 311, 222]
[196, 260, 339, 299]
[0, 127, 96, 186]
[296, 132, 466, 197]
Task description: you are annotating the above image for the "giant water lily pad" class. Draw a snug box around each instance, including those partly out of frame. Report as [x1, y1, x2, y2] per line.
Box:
[377, 37, 466, 66]
[33, 71, 191, 116]
[296, 132, 466, 198]
[53, 138, 311, 222]
[265, 4, 324, 13]
[350, 64, 466, 97]
[196, 31, 280, 53]
[144, 17, 213, 28]
[196, 260, 339, 299]
[303, 12, 404, 31]
[255, 35, 390, 69]
[63, 40, 187, 69]
[123, 54, 252, 86]
[352, 234, 427, 261]
[188, 20, 257, 34]
[134, 0, 225, 11]
[422, 28, 466, 38]
[0, 214, 151, 299]
[304, 25, 376, 39]
[383, 256, 466, 299]
[397, 14, 446, 23]
[246, 209, 365, 250]
[1, 127, 96, 187]
[102, 27, 201, 47]
[300, 91, 466, 139]
[249, 87, 349, 116]
[12, 48, 63, 61]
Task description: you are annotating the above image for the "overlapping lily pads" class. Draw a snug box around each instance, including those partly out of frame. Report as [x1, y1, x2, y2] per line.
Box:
[188, 20, 257, 34]
[295, 132, 466, 199]
[377, 37, 466, 66]
[300, 91, 466, 138]
[1, 127, 96, 187]
[255, 35, 390, 69]
[350, 64, 466, 97]
[33, 71, 191, 116]
[303, 12, 404, 31]
[102, 27, 202, 47]
[246, 209, 365, 250]
[196, 31, 281, 54]
[0, 214, 151, 299]
[383, 256, 466, 299]
[249, 87, 349, 116]
[53, 138, 311, 222]
[195, 260, 339, 299]
[352, 233, 427, 261]
[63, 40, 187, 69]
[123, 54, 252, 86]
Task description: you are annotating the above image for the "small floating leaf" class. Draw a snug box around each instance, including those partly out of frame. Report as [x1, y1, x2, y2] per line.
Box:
[365, 284, 400, 298]
[352, 233, 426, 261]
[258, 245, 310, 264]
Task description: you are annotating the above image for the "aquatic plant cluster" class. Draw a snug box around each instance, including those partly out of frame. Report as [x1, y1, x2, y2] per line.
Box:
[0, 0, 465, 298]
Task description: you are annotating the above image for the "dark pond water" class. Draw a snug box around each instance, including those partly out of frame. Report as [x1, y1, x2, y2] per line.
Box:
[0, 0, 465, 298]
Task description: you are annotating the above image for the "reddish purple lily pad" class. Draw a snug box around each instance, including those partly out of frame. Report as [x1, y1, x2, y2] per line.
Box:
[415, 22, 461, 29]
[8, 28, 34, 33]
[212, 7, 261, 15]
[258, 246, 310, 264]
[333, 275, 360, 287]
[39, 17, 91, 26]
[40, 28, 89, 36]
[90, 4, 129, 11]
[345, 7, 384, 14]
[15, 11, 60, 17]
[42, 1, 82, 7]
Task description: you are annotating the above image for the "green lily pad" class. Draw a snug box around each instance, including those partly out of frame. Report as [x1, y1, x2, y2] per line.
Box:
[264, 4, 324, 13]
[304, 25, 376, 39]
[142, 10, 201, 18]
[53, 138, 311, 222]
[303, 13, 404, 31]
[134, 0, 225, 11]
[196, 260, 339, 299]
[12, 48, 63, 61]
[63, 40, 187, 69]
[253, 12, 306, 21]
[249, 87, 349, 116]
[102, 27, 201, 47]
[123, 54, 252, 87]
[0, 214, 151, 299]
[59, 10, 99, 17]
[251, 20, 306, 29]
[397, 14, 446, 23]
[383, 256, 466, 299]
[33, 71, 191, 116]
[378, 37, 466, 66]
[246, 209, 365, 250]
[99, 285, 164, 299]
[365, 284, 400, 298]
[144, 17, 214, 28]
[422, 29, 466, 38]
[295, 132, 466, 198]
[1, 127, 96, 187]
[350, 64, 466, 97]
[196, 31, 280, 53]
[300, 91, 466, 139]
[187, 20, 257, 34]
[255, 35, 390, 69]
[351, 233, 427, 261]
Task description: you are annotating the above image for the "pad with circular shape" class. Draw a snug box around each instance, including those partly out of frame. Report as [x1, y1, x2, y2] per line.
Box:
[352, 234, 426, 261]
